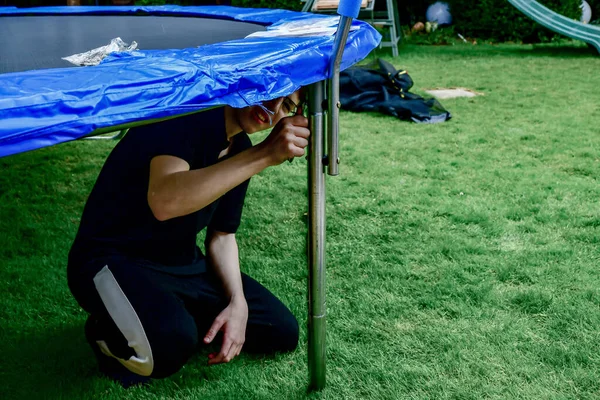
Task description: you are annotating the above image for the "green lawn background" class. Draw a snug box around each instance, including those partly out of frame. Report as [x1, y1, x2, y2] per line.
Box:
[1, 42, 599, 399]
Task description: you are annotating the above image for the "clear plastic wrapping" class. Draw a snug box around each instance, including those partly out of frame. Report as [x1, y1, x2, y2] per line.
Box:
[62, 37, 138, 66]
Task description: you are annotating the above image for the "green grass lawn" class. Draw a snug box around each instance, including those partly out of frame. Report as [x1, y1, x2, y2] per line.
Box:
[1, 41, 599, 399]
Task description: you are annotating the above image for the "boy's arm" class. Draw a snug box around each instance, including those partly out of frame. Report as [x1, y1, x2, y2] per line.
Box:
[147, 115, 309, 221]
[202, 230, 247, 365]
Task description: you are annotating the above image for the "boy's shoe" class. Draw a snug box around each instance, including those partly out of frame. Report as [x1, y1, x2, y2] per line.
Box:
[85, 315, 151, 388]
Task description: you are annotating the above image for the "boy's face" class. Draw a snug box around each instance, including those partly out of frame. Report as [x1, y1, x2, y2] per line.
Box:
[236, 90, 302, 134]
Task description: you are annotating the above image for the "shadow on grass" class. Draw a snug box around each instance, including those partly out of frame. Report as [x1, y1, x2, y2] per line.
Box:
[0, 323, 307, 399]
[0, 324, 97, 400]
[0, 324, 228, 398]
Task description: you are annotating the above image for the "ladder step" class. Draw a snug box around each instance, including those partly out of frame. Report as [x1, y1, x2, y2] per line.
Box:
[372, 20, 394, 26]
[314, 0, 369, 10]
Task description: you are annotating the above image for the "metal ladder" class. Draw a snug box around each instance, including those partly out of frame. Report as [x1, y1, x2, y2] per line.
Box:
[302, 0, 400, 57]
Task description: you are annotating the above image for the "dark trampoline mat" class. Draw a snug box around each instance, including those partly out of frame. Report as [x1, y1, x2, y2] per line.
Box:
[0, 15, 265, 74]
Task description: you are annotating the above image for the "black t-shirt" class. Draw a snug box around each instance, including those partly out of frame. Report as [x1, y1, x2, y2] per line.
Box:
[69, 107, 252, 272]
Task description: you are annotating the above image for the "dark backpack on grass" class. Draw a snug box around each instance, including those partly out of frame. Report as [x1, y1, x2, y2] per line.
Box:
[340, 58, 451, 124]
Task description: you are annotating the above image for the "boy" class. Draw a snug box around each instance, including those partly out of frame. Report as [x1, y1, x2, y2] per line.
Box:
[67, 91, 308, 387]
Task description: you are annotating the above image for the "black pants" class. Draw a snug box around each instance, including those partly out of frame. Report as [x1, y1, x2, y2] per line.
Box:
[67, 255, 299, 378]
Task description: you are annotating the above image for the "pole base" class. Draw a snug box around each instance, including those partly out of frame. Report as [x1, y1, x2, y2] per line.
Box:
[308, 314, 326, 391]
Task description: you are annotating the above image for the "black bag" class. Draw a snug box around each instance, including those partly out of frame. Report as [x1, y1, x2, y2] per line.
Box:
[340, 58, 451, 124]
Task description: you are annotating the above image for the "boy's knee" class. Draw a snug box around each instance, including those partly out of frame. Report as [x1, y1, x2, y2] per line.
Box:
[246, 311, 299, 354]
[149, 327, 198, 378]
[278, 313, 299, 353]
[97, 323, 198, 379]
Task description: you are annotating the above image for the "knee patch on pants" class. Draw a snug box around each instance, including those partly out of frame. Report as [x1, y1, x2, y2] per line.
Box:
[93, 266, 154, 377]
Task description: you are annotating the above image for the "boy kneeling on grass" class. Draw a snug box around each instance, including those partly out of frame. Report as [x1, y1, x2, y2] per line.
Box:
[67, 90, 307, 387]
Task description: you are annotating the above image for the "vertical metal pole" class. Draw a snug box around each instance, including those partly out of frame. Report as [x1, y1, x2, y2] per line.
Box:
[307, 81, 326, 391]
[327, 16, 353, 177]
[307, 0, 360, 390]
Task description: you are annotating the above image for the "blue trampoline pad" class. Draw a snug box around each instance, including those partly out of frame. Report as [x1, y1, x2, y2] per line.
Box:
[0, 6, 381, 158]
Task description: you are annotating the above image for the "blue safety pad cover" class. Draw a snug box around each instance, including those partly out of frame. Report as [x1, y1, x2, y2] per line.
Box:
[0, 6, 381, 158]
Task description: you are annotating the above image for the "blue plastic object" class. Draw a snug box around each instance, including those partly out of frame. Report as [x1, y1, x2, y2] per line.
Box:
[0, 6, 380, 158]
[426, 2, 452, 25]
[580, 0, 592, 23]
[337, 0, 362, 18]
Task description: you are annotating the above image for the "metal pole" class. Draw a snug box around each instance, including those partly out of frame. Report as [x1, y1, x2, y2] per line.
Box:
[307, 81, 326, 391]
[327, 16, 353, 176]
[307, 0, 360, 391]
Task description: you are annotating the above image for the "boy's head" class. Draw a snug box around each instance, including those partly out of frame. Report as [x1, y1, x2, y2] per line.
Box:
[232, 88, 305, 135]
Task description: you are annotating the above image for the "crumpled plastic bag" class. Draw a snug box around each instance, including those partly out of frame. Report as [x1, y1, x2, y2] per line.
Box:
[62, 37, 138, 66]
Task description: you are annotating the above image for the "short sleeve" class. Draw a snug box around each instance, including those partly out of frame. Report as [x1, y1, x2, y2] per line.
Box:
[130, 117, 197, 165]
[125, 108, 227, 167]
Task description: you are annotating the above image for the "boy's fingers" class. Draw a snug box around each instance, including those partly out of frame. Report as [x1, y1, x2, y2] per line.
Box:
[208, 340, 235, 365]
[225, 344, 238, 363]
[293, 127, 310, 139]
[208, 350, 225, 365]
[288, 114, 309, 127]
[204, 318, 225, 343]
[294, 137, 309, 148]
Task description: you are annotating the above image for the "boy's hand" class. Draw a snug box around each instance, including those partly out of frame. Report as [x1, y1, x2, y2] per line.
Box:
[204, 298, 248, 365]
[260, 108, 309, 166]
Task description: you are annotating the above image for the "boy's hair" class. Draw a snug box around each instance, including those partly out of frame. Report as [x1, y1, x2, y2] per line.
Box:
[298, 86, 307, 99]
[297, 86, 308, 114]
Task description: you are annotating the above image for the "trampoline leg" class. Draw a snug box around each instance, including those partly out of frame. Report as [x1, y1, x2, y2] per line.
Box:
[307, 5, 356, 390]
[307, 81, 326, 391]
